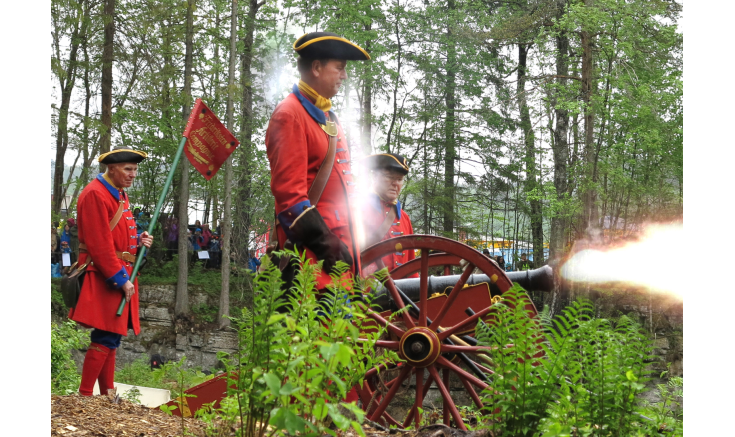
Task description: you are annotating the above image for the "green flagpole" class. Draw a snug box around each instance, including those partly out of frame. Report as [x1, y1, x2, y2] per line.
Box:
[117, 135, 188, 316]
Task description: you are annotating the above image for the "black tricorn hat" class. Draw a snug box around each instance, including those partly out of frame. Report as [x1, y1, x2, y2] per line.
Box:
[363, 153, 409, 175]
[98, 146, 148, 165]
[293, 32, 370, 61]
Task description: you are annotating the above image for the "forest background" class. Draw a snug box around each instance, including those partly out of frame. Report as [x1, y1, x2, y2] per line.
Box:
[50, 0, 683, 320]
[29, 0, 722, 432]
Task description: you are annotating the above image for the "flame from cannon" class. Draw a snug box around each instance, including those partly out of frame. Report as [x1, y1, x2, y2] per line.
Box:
[560, 222, 684, 299]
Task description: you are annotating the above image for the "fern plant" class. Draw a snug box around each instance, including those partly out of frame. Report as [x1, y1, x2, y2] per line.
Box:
[476, 285, 656, 437]
[209, 249, 390, 437]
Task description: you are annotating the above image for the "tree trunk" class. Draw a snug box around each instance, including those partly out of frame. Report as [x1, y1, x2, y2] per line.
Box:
[219, 0, 238, 330]
[443, 0, 457, 238]
[549, 16, 571, 317]
[52, 1, 89, 214]
[70, 18, 94, 210]
[99, 0, 116, 173]
[550, 27, 570, 262]
[233, 0, 262, 265]
[517, 43, 543, 267]
[580, 1, 597, 234]
[175, 0, 196, 317]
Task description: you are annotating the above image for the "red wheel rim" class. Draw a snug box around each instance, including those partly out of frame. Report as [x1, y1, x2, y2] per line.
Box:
[357, 235, 540, 429]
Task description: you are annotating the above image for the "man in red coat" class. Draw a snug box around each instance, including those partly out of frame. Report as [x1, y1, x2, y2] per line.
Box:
[360, 153, 417, 277]
[265, 32, 370, 291]
[69, 146, 154, 396]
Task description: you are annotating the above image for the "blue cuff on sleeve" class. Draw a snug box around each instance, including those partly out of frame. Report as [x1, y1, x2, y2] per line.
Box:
[277, 200, 312, 242]
[106, 267, 130, 289]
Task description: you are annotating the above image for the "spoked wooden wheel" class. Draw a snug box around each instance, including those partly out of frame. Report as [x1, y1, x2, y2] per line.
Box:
[356, 235, 539, 430]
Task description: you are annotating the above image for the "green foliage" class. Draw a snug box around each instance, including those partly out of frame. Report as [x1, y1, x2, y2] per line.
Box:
[122, 386, 143, 404]
[51, 279, 68, 318]
[115, 356, 212, 399]
[638, 365, 683, 436]
[51, 321, 89, 395]
[159, 403, 178, 416]
[476, 286, 657, 437]
[139, 257, 253, 302]
[196, 249, 389, 437]
[192, 303, 218, 323]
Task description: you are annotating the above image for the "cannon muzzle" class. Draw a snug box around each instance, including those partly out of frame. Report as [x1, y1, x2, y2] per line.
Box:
[368, 265, 554, 312]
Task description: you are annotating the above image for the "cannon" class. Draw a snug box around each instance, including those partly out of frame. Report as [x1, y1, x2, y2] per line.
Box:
[368, 265, 554, 312]
[165, 234, 555, 428]
[356, 235, 554, 430]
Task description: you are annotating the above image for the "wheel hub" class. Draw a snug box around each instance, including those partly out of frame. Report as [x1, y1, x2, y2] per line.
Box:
[399, 327, 441, 368]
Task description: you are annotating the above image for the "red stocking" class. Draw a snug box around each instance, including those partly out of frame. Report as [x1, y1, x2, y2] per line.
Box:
[79, 343, 110, 396]
[98, 347, 117, 395]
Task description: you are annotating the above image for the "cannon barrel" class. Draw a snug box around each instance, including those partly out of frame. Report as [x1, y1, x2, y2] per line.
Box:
[368, 265, 554, 312]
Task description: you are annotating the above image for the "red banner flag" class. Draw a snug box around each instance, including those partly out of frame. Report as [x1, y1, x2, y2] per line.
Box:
[182, 98, 239, 180]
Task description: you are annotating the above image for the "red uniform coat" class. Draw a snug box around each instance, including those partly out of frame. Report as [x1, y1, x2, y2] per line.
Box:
[265, 88, 361, 288]
[361, 193, 417, 276]
[68, 174, 141, 336]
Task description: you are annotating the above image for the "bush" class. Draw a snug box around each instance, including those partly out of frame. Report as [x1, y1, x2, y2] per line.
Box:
[202, 250, 391, 437]
[51, 279, 68, 318]
[51, 320, 88, 395]
[475, 286, 668, 437]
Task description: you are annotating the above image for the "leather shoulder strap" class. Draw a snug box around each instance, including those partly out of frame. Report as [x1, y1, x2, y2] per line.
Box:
[366, 206, 397, 248]
[307, 122, 338, 205]
[110, 201, 125, 231]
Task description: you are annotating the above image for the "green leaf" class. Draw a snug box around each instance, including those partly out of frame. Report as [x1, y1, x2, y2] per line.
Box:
[279, 381, 298, 396]
[267, 313, 286, 326]
[269, 407, 308, 435]
[312, 398, 328, 420]
[335, 344, 355, 367]
[351, 421, 366, 437]
[327, 403, 350, 430]
[320, 343, 340, 361]
[263, 372, 281, 396]
[626, 370, 638, 382]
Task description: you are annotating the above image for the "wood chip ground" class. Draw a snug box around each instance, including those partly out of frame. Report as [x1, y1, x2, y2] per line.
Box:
[51, 394, 490, 437]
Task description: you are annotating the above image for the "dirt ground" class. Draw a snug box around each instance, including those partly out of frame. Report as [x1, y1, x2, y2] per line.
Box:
[51, 394, 490, 437]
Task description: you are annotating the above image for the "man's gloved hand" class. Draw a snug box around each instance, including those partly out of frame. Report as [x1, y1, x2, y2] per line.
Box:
[289, 207, 353, 274]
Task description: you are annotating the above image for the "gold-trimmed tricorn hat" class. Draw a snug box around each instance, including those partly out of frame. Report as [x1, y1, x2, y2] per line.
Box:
[364, 153, 409, 176]
[98, 146, 148, 165]
[293, 32, 371, 61]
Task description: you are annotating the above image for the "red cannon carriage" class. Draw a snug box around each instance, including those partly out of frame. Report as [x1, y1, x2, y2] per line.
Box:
[167, 235, 554, 429]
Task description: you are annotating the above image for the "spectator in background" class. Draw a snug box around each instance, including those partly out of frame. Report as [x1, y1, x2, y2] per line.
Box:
[164, 217, 178, 260]
[52, 224, 61, 264]
[68, 218, 79, 265]
[201, 224, 212, 250]
[247, 250, 261, 273]
[60, 241, 71, 273]
[518, 253, 533, 271]
[216, 220, 222, 235]
[496, 255, 506, 271]
[61, 223, 72, 247]
[137, 212, 150, 234]
[207, 234, 221, 268]
[192, 228, 203, 251]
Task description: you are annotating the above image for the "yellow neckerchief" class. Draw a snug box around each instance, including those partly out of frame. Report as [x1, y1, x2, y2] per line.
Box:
[103, 173, 123, 191]
[298, 80, 332, 112]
